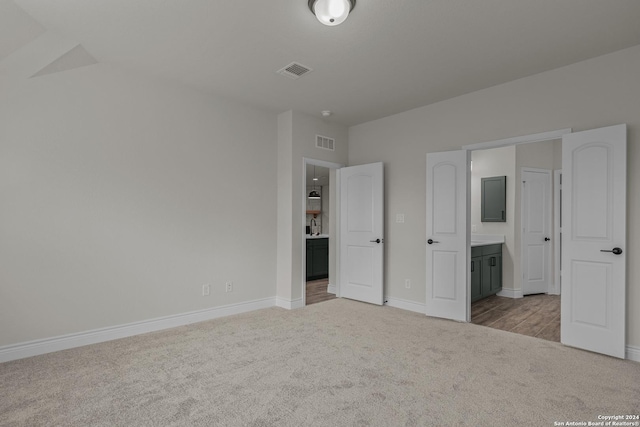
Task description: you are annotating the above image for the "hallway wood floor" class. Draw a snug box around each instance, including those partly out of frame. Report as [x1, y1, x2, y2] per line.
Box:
[471, 294, 560, 342]
[306, 278, 336, 305]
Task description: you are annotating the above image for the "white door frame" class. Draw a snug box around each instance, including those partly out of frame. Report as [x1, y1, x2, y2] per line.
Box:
[302, 158, 344, 306]
[552, 169, 562, 295]
[520, 167, 553, 296]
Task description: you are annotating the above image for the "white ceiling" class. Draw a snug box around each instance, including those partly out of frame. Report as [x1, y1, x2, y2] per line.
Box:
[4, 0, 640, 126]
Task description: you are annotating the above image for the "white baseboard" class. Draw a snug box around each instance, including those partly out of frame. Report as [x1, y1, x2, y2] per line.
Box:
[327, 284, 336, 294]
[384, 296, 425, 314]
[4, 295, 637, 364]
[276, 297, 304, 310]
[497, 288, 523, 299]
[0, 297, 276, 364]
[626, 345, 640, 363]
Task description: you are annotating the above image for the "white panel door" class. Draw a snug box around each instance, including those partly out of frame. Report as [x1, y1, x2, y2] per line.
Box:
[339, 162, 384, 305]
[522, 168, 552, 295]
[426, 150, 470, 322]
[561, 124, 626, 358]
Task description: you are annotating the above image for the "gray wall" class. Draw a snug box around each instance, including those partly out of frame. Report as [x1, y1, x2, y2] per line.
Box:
[0, 63, 278, 346]
[348, 45, 640, 348]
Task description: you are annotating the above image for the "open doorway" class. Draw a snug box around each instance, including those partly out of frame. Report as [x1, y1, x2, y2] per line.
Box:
[303, 159, 342, 306]
[468, 139, 562, 342]
[427, 125, 627, 357]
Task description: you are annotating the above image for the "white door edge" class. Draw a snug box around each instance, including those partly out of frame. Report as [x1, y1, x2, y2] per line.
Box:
[552, 169, 562, 296]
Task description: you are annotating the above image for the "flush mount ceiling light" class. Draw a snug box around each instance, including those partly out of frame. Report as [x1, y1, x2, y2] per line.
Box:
[308, 0, 356, 26]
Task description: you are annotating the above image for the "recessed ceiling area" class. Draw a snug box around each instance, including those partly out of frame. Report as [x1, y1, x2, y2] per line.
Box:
[5, 0, 640, 126]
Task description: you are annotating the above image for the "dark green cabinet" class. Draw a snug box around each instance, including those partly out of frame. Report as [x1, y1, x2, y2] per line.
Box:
[306, 238, 328, 281]
[471, 244, 502, 302]
[470, 255, 483, 301]
[481, 176, 506, 222]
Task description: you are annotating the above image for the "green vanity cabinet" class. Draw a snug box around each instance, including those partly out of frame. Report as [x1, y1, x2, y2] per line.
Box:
[471, 244, 502, 302]
[306, 238, 329, 281]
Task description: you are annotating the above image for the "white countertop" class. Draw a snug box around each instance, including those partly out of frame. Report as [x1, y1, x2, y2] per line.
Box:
[470, 234, 505, 247]
[306, 234, 329, 239]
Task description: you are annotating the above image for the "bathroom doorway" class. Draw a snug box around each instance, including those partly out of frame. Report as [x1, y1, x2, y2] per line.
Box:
[469, 139, 562, 342]
[303, 159, 341, 306]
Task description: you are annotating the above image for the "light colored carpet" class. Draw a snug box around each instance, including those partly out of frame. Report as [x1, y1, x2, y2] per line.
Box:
[1, 298, 639, 426]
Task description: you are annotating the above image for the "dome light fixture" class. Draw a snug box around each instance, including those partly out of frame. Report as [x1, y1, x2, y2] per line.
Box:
[308, 189, 321, 199]
[308, 0, 356, 26]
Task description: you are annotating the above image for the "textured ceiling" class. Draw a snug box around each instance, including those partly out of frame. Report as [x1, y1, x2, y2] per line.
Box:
[5, 0, 640, 126]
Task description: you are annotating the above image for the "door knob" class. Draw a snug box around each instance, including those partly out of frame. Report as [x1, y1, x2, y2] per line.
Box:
[370, 238, 382, 244]
[427, 239, 440, 245]
[600, 247, 623, 255]
[544, 237, 551, 241]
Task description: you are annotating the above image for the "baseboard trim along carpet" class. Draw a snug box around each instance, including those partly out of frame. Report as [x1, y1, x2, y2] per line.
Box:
[384, 296, 425, 314]
[275, 297, 304, 310]
[627, 345, 640, 363]
[0, 297, 277, 363]
[2, 296, 639, 364]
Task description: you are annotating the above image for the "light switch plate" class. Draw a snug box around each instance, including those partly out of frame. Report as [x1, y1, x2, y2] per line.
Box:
[396, 214, 405, 223]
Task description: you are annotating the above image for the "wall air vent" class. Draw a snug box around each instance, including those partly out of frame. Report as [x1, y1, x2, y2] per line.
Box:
[316, 135, 335, 151]
[277, 62, 313, 80]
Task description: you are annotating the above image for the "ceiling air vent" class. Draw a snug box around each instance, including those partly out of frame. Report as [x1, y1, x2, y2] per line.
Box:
[316, 135, 335, 151]
[277, 62, 313, 80]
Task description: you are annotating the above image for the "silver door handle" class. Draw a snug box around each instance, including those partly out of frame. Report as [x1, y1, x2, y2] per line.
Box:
[427, 239, 440, 245]
[600, 247, 623, 255]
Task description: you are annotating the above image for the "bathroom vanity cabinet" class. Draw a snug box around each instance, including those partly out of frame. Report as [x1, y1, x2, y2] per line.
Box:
[471, 244, 502, 302]
[306, 237, 328, 281]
